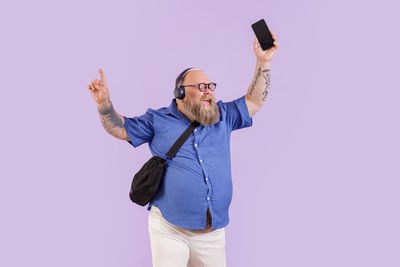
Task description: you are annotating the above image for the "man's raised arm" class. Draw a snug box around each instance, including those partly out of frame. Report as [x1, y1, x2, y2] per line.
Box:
[245, 31, 278, 117]
[88, 69, 130, 141]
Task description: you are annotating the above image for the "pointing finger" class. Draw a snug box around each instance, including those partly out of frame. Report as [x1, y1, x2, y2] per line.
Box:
[99, 68, 106, 82]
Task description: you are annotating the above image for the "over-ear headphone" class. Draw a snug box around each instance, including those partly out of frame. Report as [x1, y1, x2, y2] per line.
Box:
[174, 67, 200, 100]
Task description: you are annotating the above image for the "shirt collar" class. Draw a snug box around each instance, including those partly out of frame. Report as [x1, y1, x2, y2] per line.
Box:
[164, 98, 192, 123]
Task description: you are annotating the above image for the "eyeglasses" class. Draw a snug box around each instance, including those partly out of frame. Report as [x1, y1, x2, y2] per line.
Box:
[182, 82, 217, 92]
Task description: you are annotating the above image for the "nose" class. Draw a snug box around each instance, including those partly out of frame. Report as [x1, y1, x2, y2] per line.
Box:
[203, 86, 213, 95]
[202, 90, 212, 98]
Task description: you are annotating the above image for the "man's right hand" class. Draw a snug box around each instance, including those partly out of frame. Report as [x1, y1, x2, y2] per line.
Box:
[88, 68, 111, 107]
[88, 68, 130, 141]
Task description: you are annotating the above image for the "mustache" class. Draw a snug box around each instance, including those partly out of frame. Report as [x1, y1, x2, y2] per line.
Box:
[201, 96, 214, 101]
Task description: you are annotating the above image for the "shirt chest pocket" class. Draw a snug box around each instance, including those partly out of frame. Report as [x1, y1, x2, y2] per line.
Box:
[198, 128, 229, 154]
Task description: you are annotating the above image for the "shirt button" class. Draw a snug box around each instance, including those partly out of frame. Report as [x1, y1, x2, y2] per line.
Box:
[194, 129, 197, 132]
[195, 143, 198, 147]
[205, 177, 208, 181]
[207, 197, 210, 200]
[200, 159, 203, 162]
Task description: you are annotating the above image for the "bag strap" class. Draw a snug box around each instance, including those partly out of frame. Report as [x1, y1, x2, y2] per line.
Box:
[166, 120, 200, 160]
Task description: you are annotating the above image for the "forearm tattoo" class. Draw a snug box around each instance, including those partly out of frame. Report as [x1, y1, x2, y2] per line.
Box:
[249, 67, 261, 96]
[261, 69, 270, 102]
[98, 102, 123, 132]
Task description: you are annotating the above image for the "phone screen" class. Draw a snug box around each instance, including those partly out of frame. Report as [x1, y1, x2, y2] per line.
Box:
[251, 19, 274, 51]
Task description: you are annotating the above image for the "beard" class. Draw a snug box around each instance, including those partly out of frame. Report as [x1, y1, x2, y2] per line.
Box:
[182, 94, 220, 126]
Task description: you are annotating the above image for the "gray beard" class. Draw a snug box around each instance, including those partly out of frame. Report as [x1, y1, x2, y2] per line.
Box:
[182, 98, 220, 126]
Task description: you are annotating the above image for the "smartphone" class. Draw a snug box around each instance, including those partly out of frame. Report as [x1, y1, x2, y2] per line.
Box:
[251, 19, 274, 51]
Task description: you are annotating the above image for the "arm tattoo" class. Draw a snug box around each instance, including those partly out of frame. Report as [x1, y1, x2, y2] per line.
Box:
[261, 69, 270, 102]
[98, 102, 124, 132]
[249, 67, 261, 96]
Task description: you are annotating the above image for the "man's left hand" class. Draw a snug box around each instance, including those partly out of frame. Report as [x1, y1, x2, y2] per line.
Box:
[253, 31, 278, 63]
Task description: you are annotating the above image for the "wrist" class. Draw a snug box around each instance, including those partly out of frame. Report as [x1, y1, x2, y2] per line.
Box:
[257, 58, 271, 68]
[97, 100, 112, 114]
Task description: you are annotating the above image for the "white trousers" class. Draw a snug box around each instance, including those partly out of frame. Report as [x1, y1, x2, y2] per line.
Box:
[148, 206, 226, 267]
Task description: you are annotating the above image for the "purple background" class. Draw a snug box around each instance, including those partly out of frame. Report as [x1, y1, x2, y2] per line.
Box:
[1, 0, 399, 266]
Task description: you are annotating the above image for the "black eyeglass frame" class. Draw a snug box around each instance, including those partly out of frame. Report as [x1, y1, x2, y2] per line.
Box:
[181, 82, 217, 92]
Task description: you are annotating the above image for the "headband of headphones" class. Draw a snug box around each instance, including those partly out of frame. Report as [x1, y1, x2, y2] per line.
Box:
[175, 68, 200, 88]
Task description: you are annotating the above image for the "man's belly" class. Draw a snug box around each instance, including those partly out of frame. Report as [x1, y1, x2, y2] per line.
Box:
[179, 207, 215, 234]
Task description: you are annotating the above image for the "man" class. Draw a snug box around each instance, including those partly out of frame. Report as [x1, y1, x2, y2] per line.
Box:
[88, 32, 278, 267]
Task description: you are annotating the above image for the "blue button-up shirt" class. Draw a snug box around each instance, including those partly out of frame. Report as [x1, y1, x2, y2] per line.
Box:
[123, 95, 252, 229]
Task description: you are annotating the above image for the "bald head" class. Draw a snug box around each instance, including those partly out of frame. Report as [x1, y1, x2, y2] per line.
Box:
[181, 69, 210, 86]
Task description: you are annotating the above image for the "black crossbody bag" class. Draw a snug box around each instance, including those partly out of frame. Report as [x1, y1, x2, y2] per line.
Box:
[129, 120, 200, 206]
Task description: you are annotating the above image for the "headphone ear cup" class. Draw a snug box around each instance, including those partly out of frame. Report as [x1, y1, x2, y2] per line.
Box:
[179, 86, 185, 100]
[174, 86, 185, 100]
[175, 67, 197, 100]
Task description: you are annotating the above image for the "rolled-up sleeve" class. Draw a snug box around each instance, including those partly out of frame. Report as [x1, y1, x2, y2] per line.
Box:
[222, 95, 253, 131]
[123, 109, 154, 147]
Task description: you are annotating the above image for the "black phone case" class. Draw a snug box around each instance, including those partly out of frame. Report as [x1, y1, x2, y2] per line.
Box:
[251, 19, 274, 51]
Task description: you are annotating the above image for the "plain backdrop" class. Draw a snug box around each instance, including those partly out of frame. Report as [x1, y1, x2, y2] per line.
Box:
[1, 0, 399, 266]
